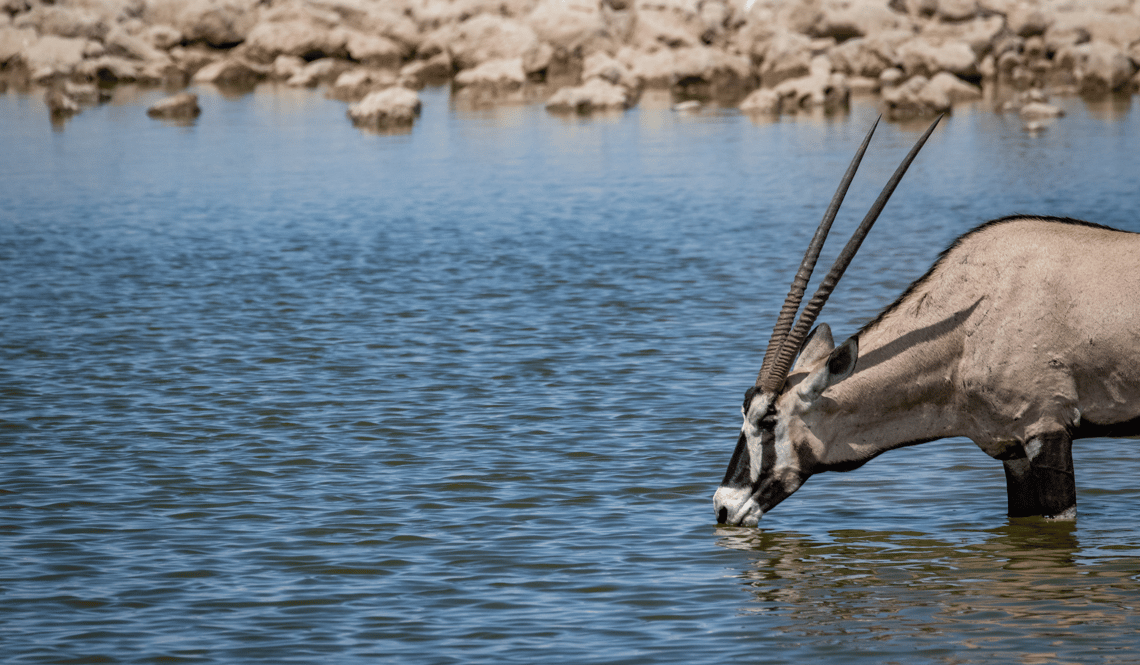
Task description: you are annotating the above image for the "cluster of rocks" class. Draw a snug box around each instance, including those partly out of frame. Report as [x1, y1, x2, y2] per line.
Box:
[3, 0, 1140, 130]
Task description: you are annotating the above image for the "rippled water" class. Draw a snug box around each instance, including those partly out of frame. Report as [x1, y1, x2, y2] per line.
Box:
[3, 85, 1140, 663]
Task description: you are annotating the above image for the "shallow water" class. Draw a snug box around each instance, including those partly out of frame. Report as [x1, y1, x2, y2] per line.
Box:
[2, 86, 1140, 663]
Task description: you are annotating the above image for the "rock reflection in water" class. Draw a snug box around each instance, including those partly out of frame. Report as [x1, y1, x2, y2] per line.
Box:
[718, 522, 1138, 659]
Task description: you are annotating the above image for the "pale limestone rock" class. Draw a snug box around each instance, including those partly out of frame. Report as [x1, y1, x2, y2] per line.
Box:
[1055, 40, 1137, 94]
[620, 43, 752, 95]
[423, 14, 538, 71]
[581, 51, 637, 88]
[921, 15, 1004, 58]
[103, 25, 171, 64]
[697, 0, 734, 44]
[881, 74, 948, 117]
[619, 47, 676, 87]
[847, 75, 880, 93]
[399, 54, 451, 88]
[925, 71, 982, 102]
[774, 0, 823, 34]
[146, 0, 259, 48]
[526, 0, 610, 54]
[328, 67, 398, 102]
[271, 54, 306, 80]
[671, 45, 752, 98]
[770, 55, 849, 112]
[243, 18, 348, 62]
[146, 24, 184, 50]
[286, 57, 353, 87]
[1042, 24, 1090, 57]
[896, 37, 978, 79]
[522, 41, 554, 79]
[1019, 100, 1064, 119]
[881, 72, 977, 118]
[1047, 10, 1140, 50]
[75, 54, 150, 83]
[879, 66, 904, 87]
[346, 86, 421, 129]
[22, 35, 89, 80]
[545, 76, 632, 113]
[935, 0, 977, 22]
[829, 36, 894, 78]
[191, 56, 267, 87]
[307, 0, 420, 54]
[755, 30, 813, 87]
[898, 0, 937, 18]
[811, 0, 912, 40]
[0, 26, 36, 64]
[740, 51, 849, 114]
[1008, 6, 1049, 39]
[739, 87, 781, 113]
[345, 30, 404, 69]
[169, 45, 221, 77]
[411, 0, 538, 28]
[453, 57, 527, 90]
[629, 6, 704, 49]
[13, 5, 110, 41]
[147, 92, 201, 119]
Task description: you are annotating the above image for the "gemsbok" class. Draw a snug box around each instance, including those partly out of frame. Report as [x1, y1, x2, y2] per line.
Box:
[714, 115, 1140, 526]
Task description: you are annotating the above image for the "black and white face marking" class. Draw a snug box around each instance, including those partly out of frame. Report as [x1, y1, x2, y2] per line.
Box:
[713, 387, 813, 526]
[713, 390, 773, 526]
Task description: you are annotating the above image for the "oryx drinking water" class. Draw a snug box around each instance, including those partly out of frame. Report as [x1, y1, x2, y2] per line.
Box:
[715, 116, 1140, 526]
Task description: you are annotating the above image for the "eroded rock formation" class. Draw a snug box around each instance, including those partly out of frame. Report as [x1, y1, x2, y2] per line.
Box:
[2, 0, 1138, 125]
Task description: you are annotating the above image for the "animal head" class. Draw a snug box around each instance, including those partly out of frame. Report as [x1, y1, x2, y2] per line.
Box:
[714, 115, 941, 527]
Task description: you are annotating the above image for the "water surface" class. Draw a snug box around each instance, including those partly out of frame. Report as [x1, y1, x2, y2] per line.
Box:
[3, 86, 1140, 663]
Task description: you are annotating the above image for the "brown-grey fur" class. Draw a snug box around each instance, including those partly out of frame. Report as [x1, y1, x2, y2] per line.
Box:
[717, 215, 1140, 525]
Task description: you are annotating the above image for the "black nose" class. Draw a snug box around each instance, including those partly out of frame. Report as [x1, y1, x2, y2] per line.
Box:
[717, 506, 728, 524]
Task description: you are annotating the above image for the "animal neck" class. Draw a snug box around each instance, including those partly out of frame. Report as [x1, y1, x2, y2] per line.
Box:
[809, 307, 972, 470]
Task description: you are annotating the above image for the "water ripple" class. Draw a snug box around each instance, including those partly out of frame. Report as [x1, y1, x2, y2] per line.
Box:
[2, 88, 1140, 663]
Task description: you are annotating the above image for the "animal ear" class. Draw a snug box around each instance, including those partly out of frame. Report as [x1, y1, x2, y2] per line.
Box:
[800, 336, 859, 400]
[792, 323, 835, 372]
[827, 336, 859, 381]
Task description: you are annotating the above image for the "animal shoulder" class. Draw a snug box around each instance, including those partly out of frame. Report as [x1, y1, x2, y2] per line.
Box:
[859, 216, 1135, 335]
[953, 215, 1134, 249]
[944, 216, 1140, 274]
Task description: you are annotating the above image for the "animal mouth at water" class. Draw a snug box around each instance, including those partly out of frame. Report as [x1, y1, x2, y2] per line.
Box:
[712, 115, 943, 526]
[714, 485, 762, 526]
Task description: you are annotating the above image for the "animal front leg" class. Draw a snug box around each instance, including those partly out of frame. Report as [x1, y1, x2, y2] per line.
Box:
[1001, 431, 1076, 519]
[1002, 457, 1040, 517]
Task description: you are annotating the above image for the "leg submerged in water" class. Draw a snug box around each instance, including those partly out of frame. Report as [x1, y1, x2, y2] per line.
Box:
[1002, 431, 1076, 519]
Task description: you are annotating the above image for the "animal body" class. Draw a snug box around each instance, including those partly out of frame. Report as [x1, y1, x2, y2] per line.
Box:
[714, 118, 1140, 527]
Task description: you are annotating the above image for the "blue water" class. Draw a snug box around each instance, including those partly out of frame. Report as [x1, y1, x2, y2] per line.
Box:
[3, 85, 1140, 663]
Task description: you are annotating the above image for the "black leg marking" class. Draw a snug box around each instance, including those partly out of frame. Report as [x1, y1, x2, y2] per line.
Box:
[1002, 458, 1038, 517]
[1002, 431, 1076, 519]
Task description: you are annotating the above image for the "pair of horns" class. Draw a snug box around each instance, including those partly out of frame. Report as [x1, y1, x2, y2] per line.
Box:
[756, 114, 942, 394]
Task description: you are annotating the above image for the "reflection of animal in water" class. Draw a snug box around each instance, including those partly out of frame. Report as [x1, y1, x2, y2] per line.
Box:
[714, 116, 1140, 527]
[717, 523, 1138, 649]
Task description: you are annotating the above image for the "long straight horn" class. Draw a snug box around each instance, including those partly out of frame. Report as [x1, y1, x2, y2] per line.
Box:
[755, 116, 881, 388]
[761, 114, 943, 394]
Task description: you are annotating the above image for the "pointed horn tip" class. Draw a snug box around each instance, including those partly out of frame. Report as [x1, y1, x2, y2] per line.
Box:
[756, 116, 884, 388]
[762, 113, 941, 390]
[924, 113, 944, 135]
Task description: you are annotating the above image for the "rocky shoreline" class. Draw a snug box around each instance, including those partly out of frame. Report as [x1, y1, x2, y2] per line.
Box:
[3, 0, 1139, 130]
